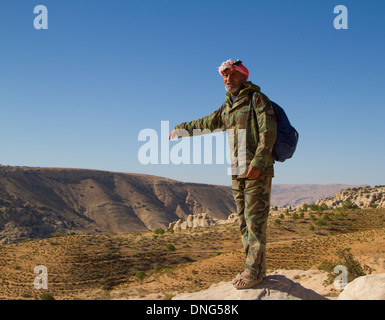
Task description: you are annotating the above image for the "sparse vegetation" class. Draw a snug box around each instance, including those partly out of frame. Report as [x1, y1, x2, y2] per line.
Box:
[39, 293, 54, 300]
[135, 271, 146, 283]
[166, 244, 175, 251]
[153, 266, 161, 273]
[164, 293, 175, 300]
[318, 248, 370, 286]
[154, 228, 165, 235]
[315, 215, 328, 226]
[341, 198, 358, 210]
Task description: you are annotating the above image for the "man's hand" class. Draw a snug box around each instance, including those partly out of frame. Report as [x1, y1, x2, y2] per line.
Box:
[246, 166, 261, 180]
[169, 129, 177, 140]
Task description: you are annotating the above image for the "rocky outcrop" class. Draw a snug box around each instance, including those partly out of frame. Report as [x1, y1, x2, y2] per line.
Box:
[270, 205, 296, 213]
[173, 274, 328, 300]
[169, 213, 237, 231]
[316, 186, 385, 209]
[173, 272, 385, 300]
[338, 274, 385, 300]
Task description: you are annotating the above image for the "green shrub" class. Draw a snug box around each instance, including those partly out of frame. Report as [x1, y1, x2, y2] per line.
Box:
[315, 218, 327, 226]
[39, 293, 55, 300]
[164, 293, 175, 300]
[166, 244, 175, 251]
[153, 266, 161, 273]
[315, 214, 328, 226]
[318, 248, 369, 286]
[135, 271, 146, 282]
[154, 228, 165, 235]
[341, 198, 358, 210]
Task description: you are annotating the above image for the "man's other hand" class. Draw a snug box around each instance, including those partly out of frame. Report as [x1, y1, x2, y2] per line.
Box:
[246, 166, 261, 180]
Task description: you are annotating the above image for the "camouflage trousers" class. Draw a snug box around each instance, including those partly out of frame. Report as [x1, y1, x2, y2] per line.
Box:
[232, 174, 272, 279]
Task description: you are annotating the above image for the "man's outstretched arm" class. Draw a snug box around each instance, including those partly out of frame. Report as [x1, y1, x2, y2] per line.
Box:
[169, 107, 224, 140]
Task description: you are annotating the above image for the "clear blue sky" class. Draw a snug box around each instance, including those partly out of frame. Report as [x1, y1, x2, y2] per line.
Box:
[1, 0, 384, 186]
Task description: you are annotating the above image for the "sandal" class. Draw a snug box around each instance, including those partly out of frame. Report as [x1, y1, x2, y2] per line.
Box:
[231, 273, 242, 285]
[233, 273, 262, 290]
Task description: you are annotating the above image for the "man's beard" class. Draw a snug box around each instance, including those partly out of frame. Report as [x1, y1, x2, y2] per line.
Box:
[225, 82, 243, 94]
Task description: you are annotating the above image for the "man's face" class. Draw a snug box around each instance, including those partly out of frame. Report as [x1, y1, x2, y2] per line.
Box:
[223, 70, 245, 95]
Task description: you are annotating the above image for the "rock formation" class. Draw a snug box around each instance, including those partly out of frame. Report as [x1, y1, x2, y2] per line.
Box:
[315, 186, 385, 209]
[173, 272, 385, 300]
[338, 274, 385, 300]
[169, 213, 237, 231]
[173, 274, 328, 300]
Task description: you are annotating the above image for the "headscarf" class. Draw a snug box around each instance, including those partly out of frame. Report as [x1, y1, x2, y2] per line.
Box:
[218, 59, 249, 80]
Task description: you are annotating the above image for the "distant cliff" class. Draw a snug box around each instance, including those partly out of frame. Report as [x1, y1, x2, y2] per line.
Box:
[270, 184, 366, 207]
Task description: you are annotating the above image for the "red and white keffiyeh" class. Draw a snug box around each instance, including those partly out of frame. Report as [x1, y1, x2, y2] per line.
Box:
[218, 59, 249, 80]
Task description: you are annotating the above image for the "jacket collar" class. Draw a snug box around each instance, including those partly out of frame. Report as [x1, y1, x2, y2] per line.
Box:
[225, 81, 261, 105]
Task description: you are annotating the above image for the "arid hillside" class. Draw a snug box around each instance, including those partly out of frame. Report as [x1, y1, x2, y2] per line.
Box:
[0, 166, 235, 244]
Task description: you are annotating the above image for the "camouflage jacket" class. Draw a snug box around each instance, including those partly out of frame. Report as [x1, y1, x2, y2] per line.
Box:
[175, 82, 277, 178]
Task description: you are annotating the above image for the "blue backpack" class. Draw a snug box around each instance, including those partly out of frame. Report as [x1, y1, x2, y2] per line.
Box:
[251, 93, 299, 162]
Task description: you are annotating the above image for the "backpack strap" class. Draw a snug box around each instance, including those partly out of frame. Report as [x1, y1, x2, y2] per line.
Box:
[249, 91, 280, 161]
[250, 91, 256, 109]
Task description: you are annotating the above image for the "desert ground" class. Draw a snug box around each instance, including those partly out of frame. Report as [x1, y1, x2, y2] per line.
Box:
[0, 207, 384, 300]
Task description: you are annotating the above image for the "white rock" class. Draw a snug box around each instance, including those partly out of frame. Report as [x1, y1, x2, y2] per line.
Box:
[173, 275, 328, 300]
[169, 213, 237, 231]
[338, 274, 385, 300]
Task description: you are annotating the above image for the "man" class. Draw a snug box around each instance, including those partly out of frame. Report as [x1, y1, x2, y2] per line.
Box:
[169, 59, 277, 289]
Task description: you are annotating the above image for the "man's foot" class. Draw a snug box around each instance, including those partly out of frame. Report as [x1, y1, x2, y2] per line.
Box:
[233, 271, 263, 290]
[231, 273, 242, 285]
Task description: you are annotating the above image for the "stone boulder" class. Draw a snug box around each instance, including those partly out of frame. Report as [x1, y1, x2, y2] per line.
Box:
[338, 274, 385, 300]
[173, 275, 328, 300]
